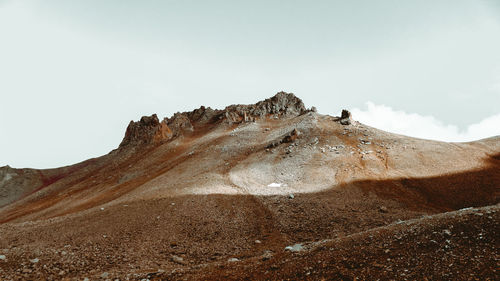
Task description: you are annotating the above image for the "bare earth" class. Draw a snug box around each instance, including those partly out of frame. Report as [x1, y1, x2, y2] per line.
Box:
[0, 93, 499, 280]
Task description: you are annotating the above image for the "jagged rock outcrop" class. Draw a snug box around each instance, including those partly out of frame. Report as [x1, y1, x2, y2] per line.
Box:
[119, 92, 309, 147]
[119, 114, 172, 147]
[222, 92, 308, 123]
[184, 106, 218, 124]
[164, 113, 194, 137]
[119, 112, 201, 147]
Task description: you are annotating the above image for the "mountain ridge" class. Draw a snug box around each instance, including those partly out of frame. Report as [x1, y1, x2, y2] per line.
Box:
[0, 92, 499, 280]
[119, 92, 311, 147]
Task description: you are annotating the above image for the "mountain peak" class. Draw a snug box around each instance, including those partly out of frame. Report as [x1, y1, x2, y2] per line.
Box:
[119, 92, 310, 147]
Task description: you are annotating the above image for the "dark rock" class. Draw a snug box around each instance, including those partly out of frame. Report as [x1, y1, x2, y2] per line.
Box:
[282, 129, 300, 143]
[340, 109, 353, 125]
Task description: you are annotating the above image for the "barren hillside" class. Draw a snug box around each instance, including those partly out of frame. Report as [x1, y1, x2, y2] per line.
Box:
[0, 92, 499, 280]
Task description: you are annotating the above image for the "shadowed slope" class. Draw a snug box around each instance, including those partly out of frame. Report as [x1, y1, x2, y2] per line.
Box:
[354, 152, 500, 211]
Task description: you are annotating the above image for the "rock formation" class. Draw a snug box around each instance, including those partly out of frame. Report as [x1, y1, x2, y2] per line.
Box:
[339, 109, 353, 125]
[119, 92, 309, 147]
[119, 114, 171, 147]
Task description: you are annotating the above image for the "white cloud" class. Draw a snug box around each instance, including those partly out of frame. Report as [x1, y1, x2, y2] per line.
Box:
[351, 102, 500, 142]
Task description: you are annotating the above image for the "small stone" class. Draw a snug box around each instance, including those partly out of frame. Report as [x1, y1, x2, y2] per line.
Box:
[171, 255, 187, 265]
[379, 206, 389, 213]
[0, 255, 5, 260]
[284, 243, 304, 252]
[100, 207, 105, 211]
[262, 250, 273, 261]
[30, 258, 39, 263]
[228, 258, 239, 262]
[101, 272, 109, 278]
[288, 194, 295, 199]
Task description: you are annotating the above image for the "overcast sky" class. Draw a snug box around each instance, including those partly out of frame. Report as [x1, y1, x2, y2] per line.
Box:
[1, 0, 500, 168]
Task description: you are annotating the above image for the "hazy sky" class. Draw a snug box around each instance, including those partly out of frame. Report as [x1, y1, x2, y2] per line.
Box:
[1, 0, 500, 168]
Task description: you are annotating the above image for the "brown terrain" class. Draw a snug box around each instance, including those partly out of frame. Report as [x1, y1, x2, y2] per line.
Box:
[0, 92, 499, 280]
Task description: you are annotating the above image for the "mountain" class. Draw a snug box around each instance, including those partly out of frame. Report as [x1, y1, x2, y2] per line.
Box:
[0, 92, 499, 280]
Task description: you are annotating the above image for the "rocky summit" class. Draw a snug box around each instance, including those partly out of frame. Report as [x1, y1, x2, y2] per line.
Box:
[120, 92, 309, 147]
[0, 92, 499, 280]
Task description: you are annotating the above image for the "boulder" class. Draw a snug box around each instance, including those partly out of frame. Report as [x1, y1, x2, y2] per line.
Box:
[339, 109, 353, 125]
[282, 129, 300, 143]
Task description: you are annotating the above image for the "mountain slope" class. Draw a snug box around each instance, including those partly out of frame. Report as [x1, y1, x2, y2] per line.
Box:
[0, 92, 499, 280]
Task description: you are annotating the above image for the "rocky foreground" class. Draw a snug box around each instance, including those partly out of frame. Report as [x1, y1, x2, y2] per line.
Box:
[0, 92, 499, 280]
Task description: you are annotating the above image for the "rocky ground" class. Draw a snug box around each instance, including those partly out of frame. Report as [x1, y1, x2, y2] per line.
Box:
[0, 93, 499, 280]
